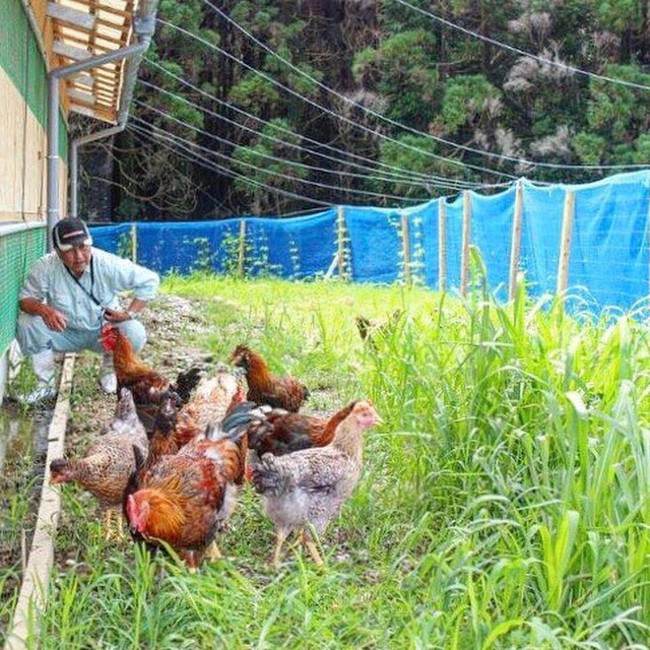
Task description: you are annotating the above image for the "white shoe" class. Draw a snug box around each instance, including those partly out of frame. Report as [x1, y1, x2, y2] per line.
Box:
[99, 352, 117, 394]
[19, 350, 58, 405]
[21, 384, 57, 406]
[32, 349, 56, 384]
[100, 371, 117, 394]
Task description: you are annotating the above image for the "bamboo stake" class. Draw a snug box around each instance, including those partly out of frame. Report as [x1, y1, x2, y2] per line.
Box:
[401, 211, 411, 285]
[336, 205, 346, 280]
[130, 223, 137, 263]
[438, 199, 447, 292]
[238, 219, 246, 278]
[556, 190, 576, 297]
[508, 180, 524, 301]
[460, 191, 472, 296]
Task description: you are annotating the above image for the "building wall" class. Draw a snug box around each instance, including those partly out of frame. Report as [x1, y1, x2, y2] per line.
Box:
[0, 0, 68, 224]
[0, 0, 68, 398]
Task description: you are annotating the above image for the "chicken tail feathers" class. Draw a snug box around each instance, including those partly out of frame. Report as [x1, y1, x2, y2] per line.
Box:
[205, 402, 270, 443]
[173, 367, 203, 404]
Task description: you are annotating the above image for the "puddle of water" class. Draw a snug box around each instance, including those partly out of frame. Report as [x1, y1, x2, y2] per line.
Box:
[0, 405, 52, 477]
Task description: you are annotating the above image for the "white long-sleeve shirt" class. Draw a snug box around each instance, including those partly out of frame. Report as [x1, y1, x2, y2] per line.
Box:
[20, 248, 160, 331]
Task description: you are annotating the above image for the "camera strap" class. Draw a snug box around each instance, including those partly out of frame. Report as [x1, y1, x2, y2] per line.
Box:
[64, 256, 103, 309]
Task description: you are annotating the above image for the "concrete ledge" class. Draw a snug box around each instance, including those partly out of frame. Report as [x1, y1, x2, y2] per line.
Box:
[4, 354, 75, 650]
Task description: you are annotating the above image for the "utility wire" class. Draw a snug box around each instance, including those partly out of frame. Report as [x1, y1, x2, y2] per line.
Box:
[204, 0, 650, 170]
[134, 97, 474, 193]
[143, 61, 487, 189]
[130, 116, 426, 203]
[127, 122, 333, 208]
[394, 0, 650, 93]
[157, 17, 518, 181]
[140, 77, 476, 189]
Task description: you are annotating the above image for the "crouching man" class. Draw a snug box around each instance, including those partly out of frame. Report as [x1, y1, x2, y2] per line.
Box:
[17, 218, 159, 404]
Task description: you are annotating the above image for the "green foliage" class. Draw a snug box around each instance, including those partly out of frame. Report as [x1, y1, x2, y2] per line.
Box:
[595, 0, 638, 31]
[231, 120, 308, 213]
[573, 132, 607, 165]
[372, 134, 465, 198]
[353, 30, 439, 128]
[228, 74, 281, 115]
[586, 66, 650, 140]
[439, 74, 502, 132]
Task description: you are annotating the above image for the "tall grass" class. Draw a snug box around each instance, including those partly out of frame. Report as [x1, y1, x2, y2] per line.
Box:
[35, 274, 649, 649]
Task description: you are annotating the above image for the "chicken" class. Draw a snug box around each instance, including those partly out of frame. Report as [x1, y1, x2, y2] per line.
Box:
[229, 345, 309, 412]
[147, 372, 245, 465]
[355, 309, 404, 350]
[100, 324, 202, 432]
[249, 400, 380, 567]
[50, 388, 148, 539]
[246, 401, 358, 456]
[124, 402, 261, 569]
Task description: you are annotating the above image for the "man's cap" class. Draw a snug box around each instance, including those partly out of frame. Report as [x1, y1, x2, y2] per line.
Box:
[52, 219, 93, 251]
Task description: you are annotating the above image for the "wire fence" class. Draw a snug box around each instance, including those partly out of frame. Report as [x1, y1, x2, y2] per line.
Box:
[0, 224, 46, 356]
[90, 171, 650, 314]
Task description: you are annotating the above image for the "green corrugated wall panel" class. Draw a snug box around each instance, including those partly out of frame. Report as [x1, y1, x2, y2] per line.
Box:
[0, 227, 46, 356]
[0, 0, 68, 161]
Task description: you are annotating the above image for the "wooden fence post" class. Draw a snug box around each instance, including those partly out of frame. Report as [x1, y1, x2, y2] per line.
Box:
[438, 199, 447, 292]
[556, 189, 575, 297]
[130, 223, 137, 263]
[336, 205, 347, 280]
[401, 211, 411, 285]
[460, 190, 472, 296]
[238, 219, 246, 278]
[508, 180, 524, 301]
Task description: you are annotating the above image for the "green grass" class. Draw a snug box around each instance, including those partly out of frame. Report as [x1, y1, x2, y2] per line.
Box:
[34, 274, 650, 649]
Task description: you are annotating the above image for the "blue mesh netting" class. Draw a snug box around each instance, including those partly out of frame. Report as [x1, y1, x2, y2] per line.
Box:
[567, 171, 650, 311]
[91, 223, 131, 255]
[244, 209, 337, 279]
[520, 181, 565, 299]
[136, 220, 241, 275]
[403, 199, 438, 288]
[345, 206, 401, 283]
[471, 185, 516, 301]
[89, 171, 650, 313]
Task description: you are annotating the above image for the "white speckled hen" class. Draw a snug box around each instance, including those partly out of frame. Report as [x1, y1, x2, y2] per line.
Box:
[249, 400, 380, 567]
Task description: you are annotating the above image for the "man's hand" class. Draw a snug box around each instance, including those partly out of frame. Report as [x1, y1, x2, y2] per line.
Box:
[41, 306, 68, 332]
[103, 308, 131, 323]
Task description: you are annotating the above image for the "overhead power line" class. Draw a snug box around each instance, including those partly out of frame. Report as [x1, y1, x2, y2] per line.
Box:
[135, 95, 476, 194]
[143, 60, 487, 189]
[203, 0, 650, 170]
[128, 122, 332, 208]
[157, 17, 518, 181]
[130, 116, 426, 203]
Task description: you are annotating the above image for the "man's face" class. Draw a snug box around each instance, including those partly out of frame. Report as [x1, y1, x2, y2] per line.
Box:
[57, 244, 92, 276]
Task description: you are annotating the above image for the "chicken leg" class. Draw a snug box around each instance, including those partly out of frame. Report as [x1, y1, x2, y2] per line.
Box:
[299, 529, 324, 567]
[205, 541, 223, 562]
[102, 509, 113, 541]
[271, 529, 289, 569]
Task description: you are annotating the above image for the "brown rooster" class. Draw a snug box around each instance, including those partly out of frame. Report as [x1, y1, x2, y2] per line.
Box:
[249, 400, 380, 567]
[229, 345, 309, 412]
[124, 402, 261, 569]
[50, 388, 148, 539]
[100, 324, 202, 432]
[246, 401, 358, 456]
